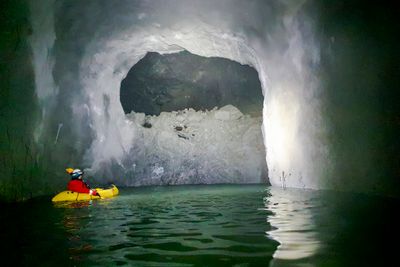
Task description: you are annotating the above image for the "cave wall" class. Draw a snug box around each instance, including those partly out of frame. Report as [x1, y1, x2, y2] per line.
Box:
[315, 0, 400, 194]
[0, 0, 51, 201]
[110, 106, 268, 186]
[1, 0, 398, 199]
[44, 0, 327, 190]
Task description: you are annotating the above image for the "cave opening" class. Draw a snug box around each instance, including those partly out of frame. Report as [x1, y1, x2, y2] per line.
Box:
[119, 50, 268, 186]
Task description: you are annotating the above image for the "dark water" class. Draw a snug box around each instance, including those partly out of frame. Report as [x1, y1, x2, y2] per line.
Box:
[1, 185, 398, 266]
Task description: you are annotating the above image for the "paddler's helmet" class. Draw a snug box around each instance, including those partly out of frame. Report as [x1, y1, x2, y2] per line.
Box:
[66, 168, 83, 179]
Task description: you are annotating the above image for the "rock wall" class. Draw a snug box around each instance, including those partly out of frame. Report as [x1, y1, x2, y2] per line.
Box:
[95, 105, 268, 186]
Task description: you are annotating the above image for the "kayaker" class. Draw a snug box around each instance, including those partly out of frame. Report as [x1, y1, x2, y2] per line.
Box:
[66, 168, 100, 197]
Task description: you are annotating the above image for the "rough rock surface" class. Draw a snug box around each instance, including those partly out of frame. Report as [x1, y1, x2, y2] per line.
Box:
[122, 105, 268, 186]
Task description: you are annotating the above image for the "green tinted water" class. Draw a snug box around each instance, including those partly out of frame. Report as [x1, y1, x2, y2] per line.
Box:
[1, 185, 398, 266]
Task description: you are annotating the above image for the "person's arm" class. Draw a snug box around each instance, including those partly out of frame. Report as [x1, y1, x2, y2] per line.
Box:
[83, 180, 100, 196]
[83, 181, 90, 189]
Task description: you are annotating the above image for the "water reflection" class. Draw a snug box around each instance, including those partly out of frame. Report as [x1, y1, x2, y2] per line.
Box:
[51, 185, 279, 266]
[53, 200, 93, 209]
[3, 185, 399, 266]
[56, 201, 97, 262]
[265, 187, 321, 263]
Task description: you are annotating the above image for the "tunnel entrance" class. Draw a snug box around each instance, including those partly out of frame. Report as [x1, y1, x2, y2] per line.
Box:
[119, 50, 268, 186]
[120, 50, 263, 116]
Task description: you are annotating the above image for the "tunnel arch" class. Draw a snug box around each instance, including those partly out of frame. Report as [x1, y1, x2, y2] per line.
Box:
[78, 24, 320, 189]
[79, 28, 270, 184]
[116, 50, 268, 185]
[30, 0, 328, 190]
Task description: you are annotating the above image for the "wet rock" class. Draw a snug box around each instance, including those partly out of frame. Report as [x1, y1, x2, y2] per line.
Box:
[177, 133, 189, 140]
[126, 105, 267, 185]
[143, 122, 152, 128]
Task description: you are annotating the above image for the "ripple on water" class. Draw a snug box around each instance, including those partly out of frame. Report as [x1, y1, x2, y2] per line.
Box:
[72, 185, 279, 266]
[3, 184, 398, 266]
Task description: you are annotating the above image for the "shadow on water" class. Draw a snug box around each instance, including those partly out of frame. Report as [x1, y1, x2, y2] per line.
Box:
[265, 187, 400, 267]
[0, 185, 399, 266]
[312, 189, 400, 267]
[0, 197, 72, 267]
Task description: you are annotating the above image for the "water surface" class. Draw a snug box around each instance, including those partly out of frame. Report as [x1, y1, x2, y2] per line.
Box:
[1, 185, 398, 266]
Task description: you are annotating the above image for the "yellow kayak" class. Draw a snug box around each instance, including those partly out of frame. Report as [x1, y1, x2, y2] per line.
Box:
[52, 184, 119, 202]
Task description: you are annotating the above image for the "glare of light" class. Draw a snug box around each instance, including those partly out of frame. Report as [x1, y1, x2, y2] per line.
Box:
[266, 187, 320, 261]
[265, 87, 300, 187]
